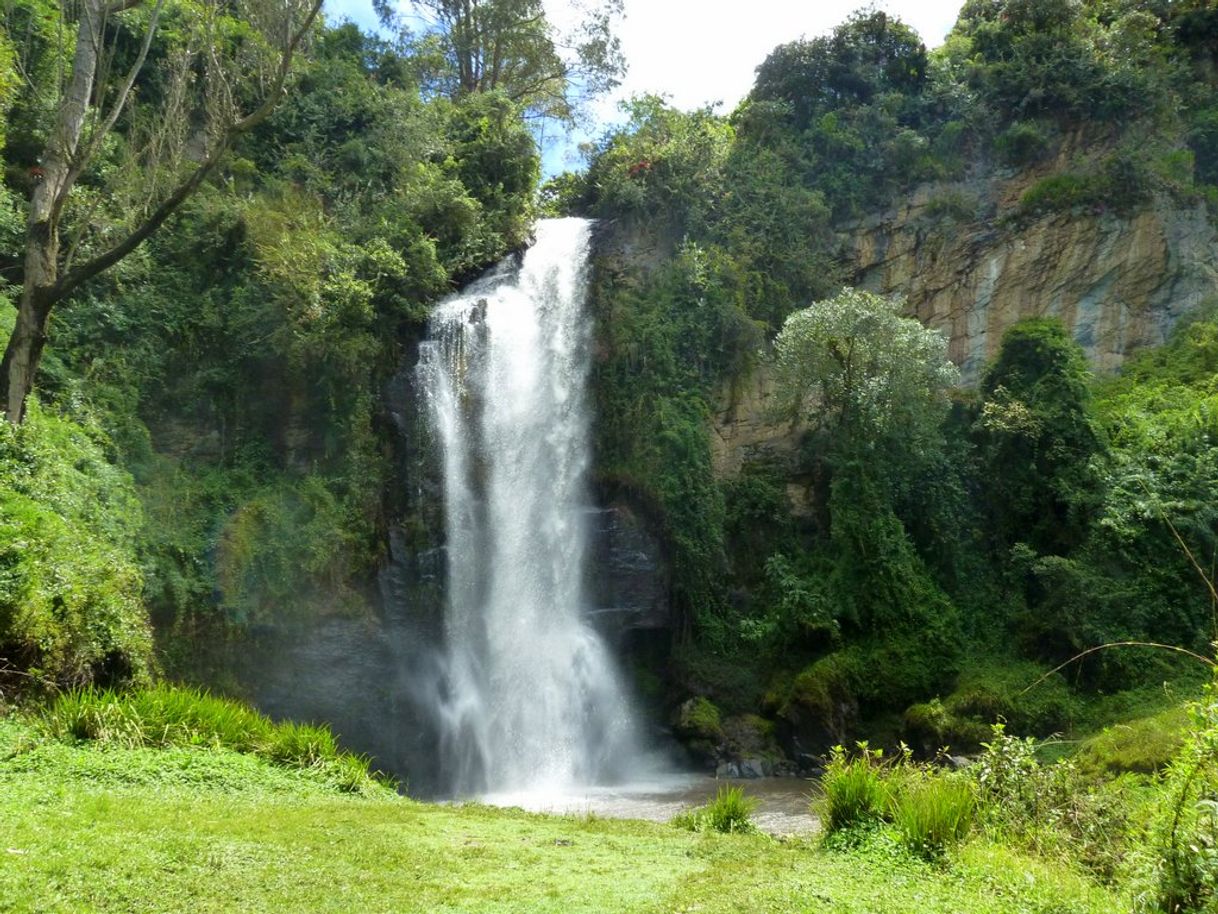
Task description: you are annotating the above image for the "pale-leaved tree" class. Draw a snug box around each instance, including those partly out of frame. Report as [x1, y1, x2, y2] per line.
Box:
[379, 0, 624, 121]
[772, 287, 958, 454]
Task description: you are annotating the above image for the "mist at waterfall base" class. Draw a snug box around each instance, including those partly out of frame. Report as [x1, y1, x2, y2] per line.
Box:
[416, 218, 674, 806]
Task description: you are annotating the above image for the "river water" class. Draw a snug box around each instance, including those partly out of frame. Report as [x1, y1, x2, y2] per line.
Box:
[479, 775, 822, 836]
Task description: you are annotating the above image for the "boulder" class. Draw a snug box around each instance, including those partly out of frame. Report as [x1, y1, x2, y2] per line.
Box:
[715, 761, 740, 779]
[738, 758, 766, 779]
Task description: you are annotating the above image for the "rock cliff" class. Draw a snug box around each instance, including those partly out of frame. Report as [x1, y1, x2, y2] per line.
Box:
[848, 183, 1218, 385]
[711, 163, 1218, 480]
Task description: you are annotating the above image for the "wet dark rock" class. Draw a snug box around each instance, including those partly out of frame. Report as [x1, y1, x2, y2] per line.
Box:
[587, 503, 670, 639]
[739, 758, 766, 779]
[715, 761, 740, 779]
[778, 696, 859, 765]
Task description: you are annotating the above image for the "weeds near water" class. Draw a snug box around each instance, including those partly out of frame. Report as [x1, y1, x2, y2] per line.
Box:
[672, 785, 759, 834]
[820, 744, 892, 833]
[891, 775, 975, 858]
[819, 743, 976, 860]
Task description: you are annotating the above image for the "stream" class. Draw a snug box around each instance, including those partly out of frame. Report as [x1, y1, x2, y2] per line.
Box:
[477, 775, 822, 836]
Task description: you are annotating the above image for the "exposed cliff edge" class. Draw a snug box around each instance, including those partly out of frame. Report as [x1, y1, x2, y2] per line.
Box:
[709, 177, 1218, 482]
[849, 181, 1218, 386]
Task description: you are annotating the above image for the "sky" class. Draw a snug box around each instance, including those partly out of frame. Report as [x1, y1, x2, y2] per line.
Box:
[323, 0, 965, 173]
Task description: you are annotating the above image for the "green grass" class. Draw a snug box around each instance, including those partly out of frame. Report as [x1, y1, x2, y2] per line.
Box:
[1074, 706, 1190, 776]
[0, 713, 1125, 913]
[890, 775, 976, 859]
[1036, 675, 1207, 765]
[40, 684, 382, 792]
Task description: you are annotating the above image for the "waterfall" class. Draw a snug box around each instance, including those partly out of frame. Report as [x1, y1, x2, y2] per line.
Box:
[418, 218, 642, 796]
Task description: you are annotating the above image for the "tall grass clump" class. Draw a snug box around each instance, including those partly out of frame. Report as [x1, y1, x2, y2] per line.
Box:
[820, 744, 890, 832]
[891, 775, 976, 858]
[705, 785, 759, 833]
[672, 785, 759, 834]
[42, 683, 381, 792]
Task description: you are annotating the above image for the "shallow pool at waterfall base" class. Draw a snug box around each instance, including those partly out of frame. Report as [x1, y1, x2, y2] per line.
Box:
[458, 775, 820, 835]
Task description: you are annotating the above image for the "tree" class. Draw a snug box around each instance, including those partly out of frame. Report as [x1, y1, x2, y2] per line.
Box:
[1, 0, 323, 423]
[382, 0, 624, 121]
[771, 288, 963, 704]
[750, 10, 927, 132]
[973, 318, 1104, 555]
[772, 287, 958, 456]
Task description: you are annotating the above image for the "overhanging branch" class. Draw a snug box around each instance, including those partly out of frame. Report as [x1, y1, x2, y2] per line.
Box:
[52, 0, 323, 303]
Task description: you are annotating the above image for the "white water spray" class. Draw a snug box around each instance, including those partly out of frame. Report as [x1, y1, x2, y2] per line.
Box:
[419, 218, 642, 796]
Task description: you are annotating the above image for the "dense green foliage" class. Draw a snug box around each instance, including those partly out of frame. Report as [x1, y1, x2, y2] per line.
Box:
[0, 401, 151, 687]
[1139, 685, 1218, 912]
[974, 318, 1104, 556]
[569, 0, 1218, 758]
[0, 7, 541, 683]
[2, 0, 1214, 799]
[2, 4, 1218, 909]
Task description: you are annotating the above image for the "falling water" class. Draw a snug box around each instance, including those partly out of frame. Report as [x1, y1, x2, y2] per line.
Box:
[418, 218, 642, 796]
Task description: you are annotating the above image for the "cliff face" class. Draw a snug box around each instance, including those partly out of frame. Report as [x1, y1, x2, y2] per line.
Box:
[711, 168, 1218, 480]
[847, 172, 1218, 386]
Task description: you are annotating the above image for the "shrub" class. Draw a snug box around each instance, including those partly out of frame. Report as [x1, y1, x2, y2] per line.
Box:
[972, 723, 1139, 881]
[0, 403, 152, 690]
[820, 744, 891, 833]
[995, 121, 1051, 167]
[973, 724, 1063, 835]
[1132, 687, 1218, 912]
[705, 785, 759, 834]
[903, 699, 991, 755]
[923, 190, 978, 223]
[1016, 155, 1153, 221]
[902, 657, 1082, 756]
[891, 774, 976, 858]
[1018, 173, 1102, 217]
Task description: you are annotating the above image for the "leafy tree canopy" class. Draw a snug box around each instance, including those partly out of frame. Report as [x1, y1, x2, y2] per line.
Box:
[974, 318, 1105, 556]
[773, 287, 958, 453]
[379, 0, 625, 121]
[750, 11, 928, 132]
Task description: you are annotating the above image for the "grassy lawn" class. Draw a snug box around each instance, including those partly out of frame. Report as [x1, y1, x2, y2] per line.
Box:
[0, 716, 1126, 914]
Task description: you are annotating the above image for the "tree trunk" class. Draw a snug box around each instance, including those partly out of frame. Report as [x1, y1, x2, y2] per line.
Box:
[1, 0, 105, 422]
[0, 0, 320, 422]
[1, 240, 57, 423]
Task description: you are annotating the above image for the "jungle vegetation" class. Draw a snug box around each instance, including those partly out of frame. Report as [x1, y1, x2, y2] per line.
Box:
[2, 0, 1218, 910]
